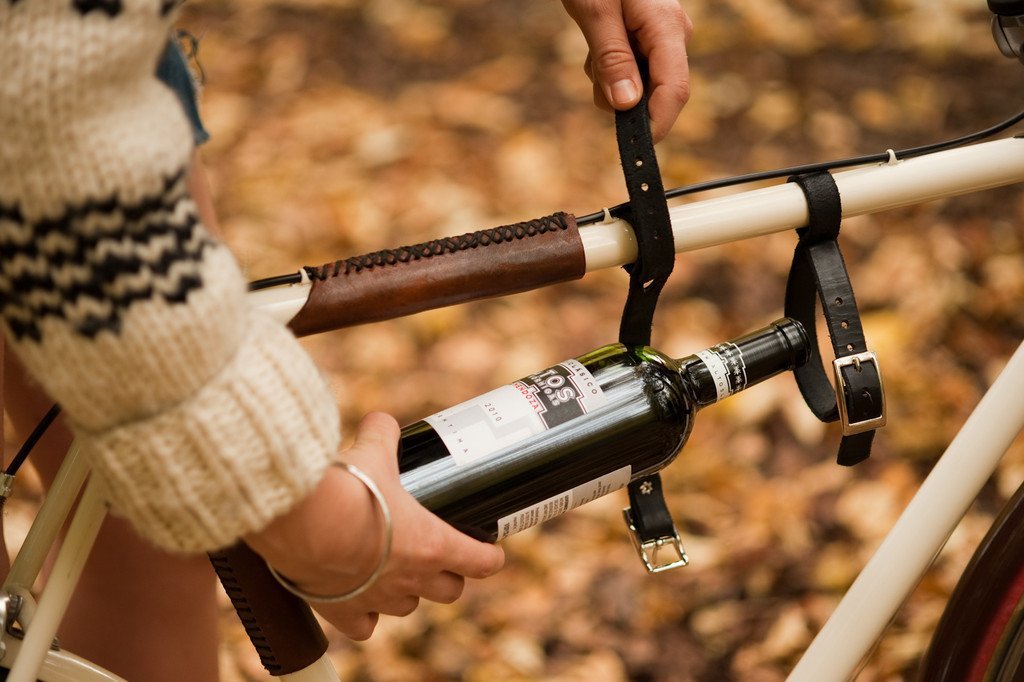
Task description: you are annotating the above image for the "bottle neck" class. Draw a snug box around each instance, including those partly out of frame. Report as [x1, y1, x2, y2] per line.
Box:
[677, 318, 810, 408]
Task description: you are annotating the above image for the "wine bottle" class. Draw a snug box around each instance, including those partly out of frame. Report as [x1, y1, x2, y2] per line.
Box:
[399, 318, 810, 542]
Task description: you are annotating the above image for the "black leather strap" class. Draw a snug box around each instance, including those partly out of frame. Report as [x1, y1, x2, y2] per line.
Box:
[785, 172, 885, 466]
[614, 68, 678, 544]
[626, 475, 676, 540]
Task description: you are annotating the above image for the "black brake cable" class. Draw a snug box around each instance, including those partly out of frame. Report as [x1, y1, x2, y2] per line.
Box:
[6, 403, 61, 478]
[248, 273, 303, 291]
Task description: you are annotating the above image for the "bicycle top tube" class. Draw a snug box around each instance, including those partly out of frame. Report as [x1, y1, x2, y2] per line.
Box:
[247, 136, 1024, 332]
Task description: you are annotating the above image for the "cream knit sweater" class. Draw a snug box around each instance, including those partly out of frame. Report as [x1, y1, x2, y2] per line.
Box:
[0, 0, 339, 552]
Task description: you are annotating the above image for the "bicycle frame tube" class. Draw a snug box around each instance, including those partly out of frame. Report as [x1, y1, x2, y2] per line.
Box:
[583, 136, 1024, 269]
[249, 137, 1024, 327]
[3, 441, 90, 616]
[280, 655, 342, 681]
[0, 455, 340, 681]
[788, 338, 1024, 681]
[7, 476, 108, 682]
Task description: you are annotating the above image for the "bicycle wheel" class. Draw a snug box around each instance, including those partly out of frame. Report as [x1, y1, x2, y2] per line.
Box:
[919, 478, 1024, 681]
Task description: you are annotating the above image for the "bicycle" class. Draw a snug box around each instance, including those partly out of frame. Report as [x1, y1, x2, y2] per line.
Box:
[5, 1, 1024, 680]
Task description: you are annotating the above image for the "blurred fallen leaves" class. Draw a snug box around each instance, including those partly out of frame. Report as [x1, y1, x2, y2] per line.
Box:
[6, 0, 1024, 680]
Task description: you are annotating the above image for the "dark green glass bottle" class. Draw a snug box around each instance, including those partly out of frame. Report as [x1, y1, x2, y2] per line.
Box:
[399, 318, 809, 541]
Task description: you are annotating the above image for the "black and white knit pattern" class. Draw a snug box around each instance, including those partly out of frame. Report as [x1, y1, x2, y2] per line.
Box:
[0, 169, 214, 342]
[0, 0, 341, 552]
[3, 1, 182, 17]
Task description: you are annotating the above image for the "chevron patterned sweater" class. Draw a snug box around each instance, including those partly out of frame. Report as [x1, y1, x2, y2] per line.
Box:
[0, 0, 339, 552]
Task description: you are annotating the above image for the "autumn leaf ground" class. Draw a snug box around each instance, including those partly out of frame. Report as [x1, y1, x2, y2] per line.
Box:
[7, 1, 1024, 680]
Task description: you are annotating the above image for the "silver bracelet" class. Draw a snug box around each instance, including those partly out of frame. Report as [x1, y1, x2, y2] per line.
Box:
[265, 462, 393, 604]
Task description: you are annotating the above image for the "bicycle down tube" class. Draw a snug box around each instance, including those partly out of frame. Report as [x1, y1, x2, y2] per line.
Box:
[789, 340, 1024, 681]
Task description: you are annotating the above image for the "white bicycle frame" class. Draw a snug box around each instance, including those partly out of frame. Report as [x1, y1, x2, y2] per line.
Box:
[5, 136, 1024, 681]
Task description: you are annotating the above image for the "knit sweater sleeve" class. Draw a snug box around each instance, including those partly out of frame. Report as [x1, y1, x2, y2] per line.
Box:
[0, 0, 340, 552]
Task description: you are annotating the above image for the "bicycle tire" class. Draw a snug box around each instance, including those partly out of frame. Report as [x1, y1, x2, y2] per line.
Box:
[919, 478, 1024, 681]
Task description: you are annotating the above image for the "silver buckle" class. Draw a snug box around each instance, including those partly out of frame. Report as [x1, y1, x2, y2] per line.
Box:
[622, 508, 689, 574]
[832, 351, 886, 436]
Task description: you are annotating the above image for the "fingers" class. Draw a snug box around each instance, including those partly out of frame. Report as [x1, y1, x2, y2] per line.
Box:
[317, 411, 504, 641]
[566, 1, 642, 110]
[381, 595, 420, 617]
[632, 1, 693, 141]
[317, 570, 464, 638]
[344, 411, 401, 478]
[585, 55, 613, 113]
[565, 0, 693, 142]
[434, 524, 506, 580]
[420, 571, 467, 604]
[322, 571, 460, 639]
[351, 411, 400, 455]
[337, 612, 379, 641]
[357, 572, 464, 619]
[352, 412, 504, 581]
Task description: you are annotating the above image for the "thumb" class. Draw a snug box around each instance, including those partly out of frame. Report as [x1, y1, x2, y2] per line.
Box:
[347, 412, 401, 473]
[593, 39, 642, 110]
[574, 14, 642, 110]
[436, 520, 507, 579]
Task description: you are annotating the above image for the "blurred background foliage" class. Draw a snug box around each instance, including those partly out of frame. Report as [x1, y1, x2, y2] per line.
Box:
[13, 0, 1024, 679]
[184, 0, 1024, 679]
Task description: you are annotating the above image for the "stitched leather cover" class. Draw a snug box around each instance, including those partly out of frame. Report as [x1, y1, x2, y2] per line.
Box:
[208, 543, 328, 676]
[288, 212, 586, 337]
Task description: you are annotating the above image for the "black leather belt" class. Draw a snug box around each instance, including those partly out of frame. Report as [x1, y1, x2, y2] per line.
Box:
[614, 66, 688, 573]
[785, 172, 886, 466]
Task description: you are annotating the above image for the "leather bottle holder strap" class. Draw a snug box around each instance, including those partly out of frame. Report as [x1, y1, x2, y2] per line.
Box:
[784, 172, 886, 466]
[614, 69, 687, 573]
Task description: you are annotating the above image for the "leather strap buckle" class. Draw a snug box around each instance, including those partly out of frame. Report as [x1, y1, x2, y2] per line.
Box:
[833, 351, 887, 436]
[785, 171, 885, 466]
[622, 507, 689, 573]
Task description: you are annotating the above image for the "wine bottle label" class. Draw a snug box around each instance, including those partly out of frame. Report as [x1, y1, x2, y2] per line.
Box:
[424, 358, 607, 466]
[696, 342, 748, 401]
[495, 465, 632, 540]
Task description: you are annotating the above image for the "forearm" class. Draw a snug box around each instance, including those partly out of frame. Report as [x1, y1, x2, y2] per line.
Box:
[0, 1, 339, 553]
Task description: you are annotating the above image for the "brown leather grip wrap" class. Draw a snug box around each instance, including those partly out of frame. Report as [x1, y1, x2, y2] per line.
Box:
[288, 212, 586, 337]
[208, 544, 328, 676]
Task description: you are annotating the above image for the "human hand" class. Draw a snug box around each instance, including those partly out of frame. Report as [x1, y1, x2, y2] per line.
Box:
[246, 412, 505, 640]
[561, 0, 693, 142]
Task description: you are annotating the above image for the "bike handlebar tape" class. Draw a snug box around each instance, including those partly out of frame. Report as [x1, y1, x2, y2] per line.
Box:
[287, 212, 586, 337]
[208, 543, 329, 676]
